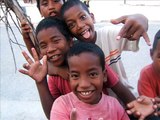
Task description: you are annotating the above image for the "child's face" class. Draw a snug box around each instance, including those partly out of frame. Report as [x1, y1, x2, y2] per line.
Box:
[63, 5, 96, 43]
[151, 40, 160, 73]
[68, 52, 105, 104]
[39, 0, 64, 18]
[37, 27, 72, 67]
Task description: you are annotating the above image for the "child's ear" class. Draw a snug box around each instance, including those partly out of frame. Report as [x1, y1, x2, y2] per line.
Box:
[90, 13, 95, 23]
[103, 69, 107, 82]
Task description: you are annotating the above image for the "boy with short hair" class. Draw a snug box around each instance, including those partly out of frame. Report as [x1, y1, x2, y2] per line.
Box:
[50, 42, 130, 120]
[60, 0, 150, 95]
[21, 0, 150, 59]
[138, 30, 160, 98]
[20, 17, 155, 120]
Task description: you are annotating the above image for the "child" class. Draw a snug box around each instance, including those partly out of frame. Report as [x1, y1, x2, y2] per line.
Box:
[20, 17, 154, 120]
[50, 42, 130, 120]
[21, 0, 150, 60]
[60, 0, 150, 94]
[19, 17, 122, 118]
[138, 30, 160, 98]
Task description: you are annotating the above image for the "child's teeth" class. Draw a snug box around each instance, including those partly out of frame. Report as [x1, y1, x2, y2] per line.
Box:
[52, 55, 58, 59]
[81, 91, 91, 95]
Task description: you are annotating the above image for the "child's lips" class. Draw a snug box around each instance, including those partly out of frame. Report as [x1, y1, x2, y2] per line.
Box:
[49, 11, 58, 17]
[78, 90, 95, 99]
[48, 54, 62, 62]
[81, 29, 91, 39]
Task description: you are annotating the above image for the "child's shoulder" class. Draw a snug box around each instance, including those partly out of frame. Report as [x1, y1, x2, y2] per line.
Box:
[95, 23, 121, 32]
[140, 63, 153, 73]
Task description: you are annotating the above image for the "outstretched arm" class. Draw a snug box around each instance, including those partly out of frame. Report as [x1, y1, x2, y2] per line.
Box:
[36, 77, 55, 119]
[111, 14, 151, 46]
[19, 48, 54, 119]
[111, 81, 136, 105]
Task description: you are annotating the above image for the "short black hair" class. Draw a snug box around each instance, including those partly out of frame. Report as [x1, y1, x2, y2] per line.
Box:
[36, 16, 72, 44]
[152, 30, 160, 52]
[67, 42, 105, 71]
[60, 0, 90, 19]
[36, 0, 66, 11]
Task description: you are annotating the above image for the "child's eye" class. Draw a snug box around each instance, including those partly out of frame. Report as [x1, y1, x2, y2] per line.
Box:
[80, 15, 87, 21]
[40, 45, 47, 49]
[52, 39, 60, 44]
[67, 23, 75, 29]
[40, 44, 47, 49]
[89, 72, 98, 78]
[41, 1, 48, 6]
[70, 73, 79, 80]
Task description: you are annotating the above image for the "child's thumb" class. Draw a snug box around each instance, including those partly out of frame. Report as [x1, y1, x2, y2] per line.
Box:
[70, 108, 76, 120]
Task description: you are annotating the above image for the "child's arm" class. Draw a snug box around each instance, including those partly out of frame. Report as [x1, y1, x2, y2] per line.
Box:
[126, 96, 155, 120]
[111, 80, 136, 105]
[111, 14, 151, 46]
[19, 48, 53, 119]
[21, 20, 35, 56]
[35, 77, 55, 119]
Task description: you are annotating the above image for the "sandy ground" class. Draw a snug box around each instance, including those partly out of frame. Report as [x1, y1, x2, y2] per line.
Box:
[1, 1, 160, 120]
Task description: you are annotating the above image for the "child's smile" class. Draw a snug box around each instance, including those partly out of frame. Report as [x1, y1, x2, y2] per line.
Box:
[68, 52, 104, 104]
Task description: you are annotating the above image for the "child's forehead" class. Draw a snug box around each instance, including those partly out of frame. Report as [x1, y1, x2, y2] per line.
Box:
[38, 26, 62, 34]
[71, 4, 86, 11]
[69, 52, 99, 61]
[39, 0, 63, 2]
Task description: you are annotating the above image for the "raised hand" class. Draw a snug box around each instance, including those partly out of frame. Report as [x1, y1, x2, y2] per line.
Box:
[19, 48, 47, 83]
[111, 14, 151, 46]
[126, 95, 154, 120]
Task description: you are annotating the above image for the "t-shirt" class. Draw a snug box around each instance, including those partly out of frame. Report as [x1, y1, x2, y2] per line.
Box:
[48, 64, 119, 98]
[138, 64, 160, 97]
[50, 92, 130, 120]
[96, 25, 139, 91]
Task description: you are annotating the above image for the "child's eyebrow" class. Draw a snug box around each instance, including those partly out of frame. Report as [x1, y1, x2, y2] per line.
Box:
[41, 0, 46, 2]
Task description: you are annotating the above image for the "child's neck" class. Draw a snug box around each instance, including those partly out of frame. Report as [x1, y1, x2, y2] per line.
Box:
[52, 65, 69, 80]
[92, 31, 97, 43]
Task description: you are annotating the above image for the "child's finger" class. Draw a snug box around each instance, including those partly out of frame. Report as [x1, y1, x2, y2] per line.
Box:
[19, 69, 29, 75]
[70, 108, 76, 120]
[23, 63, 30, 70]
[155, 97, 160, 103]
[127, 102, 134, 109]
[31, 48, 39, 61]
[117, 21, 132, 40]
[142, 32, 151, 46]
[22, 51, 34, 64]
[126, 108, 136, 115]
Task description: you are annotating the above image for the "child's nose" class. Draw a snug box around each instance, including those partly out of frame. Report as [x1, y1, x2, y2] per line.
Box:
[79, 77, 91, 88]
[77, 20, 84, 30]
[47, 44, 56, 53]
[48, 1, 55, 10]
